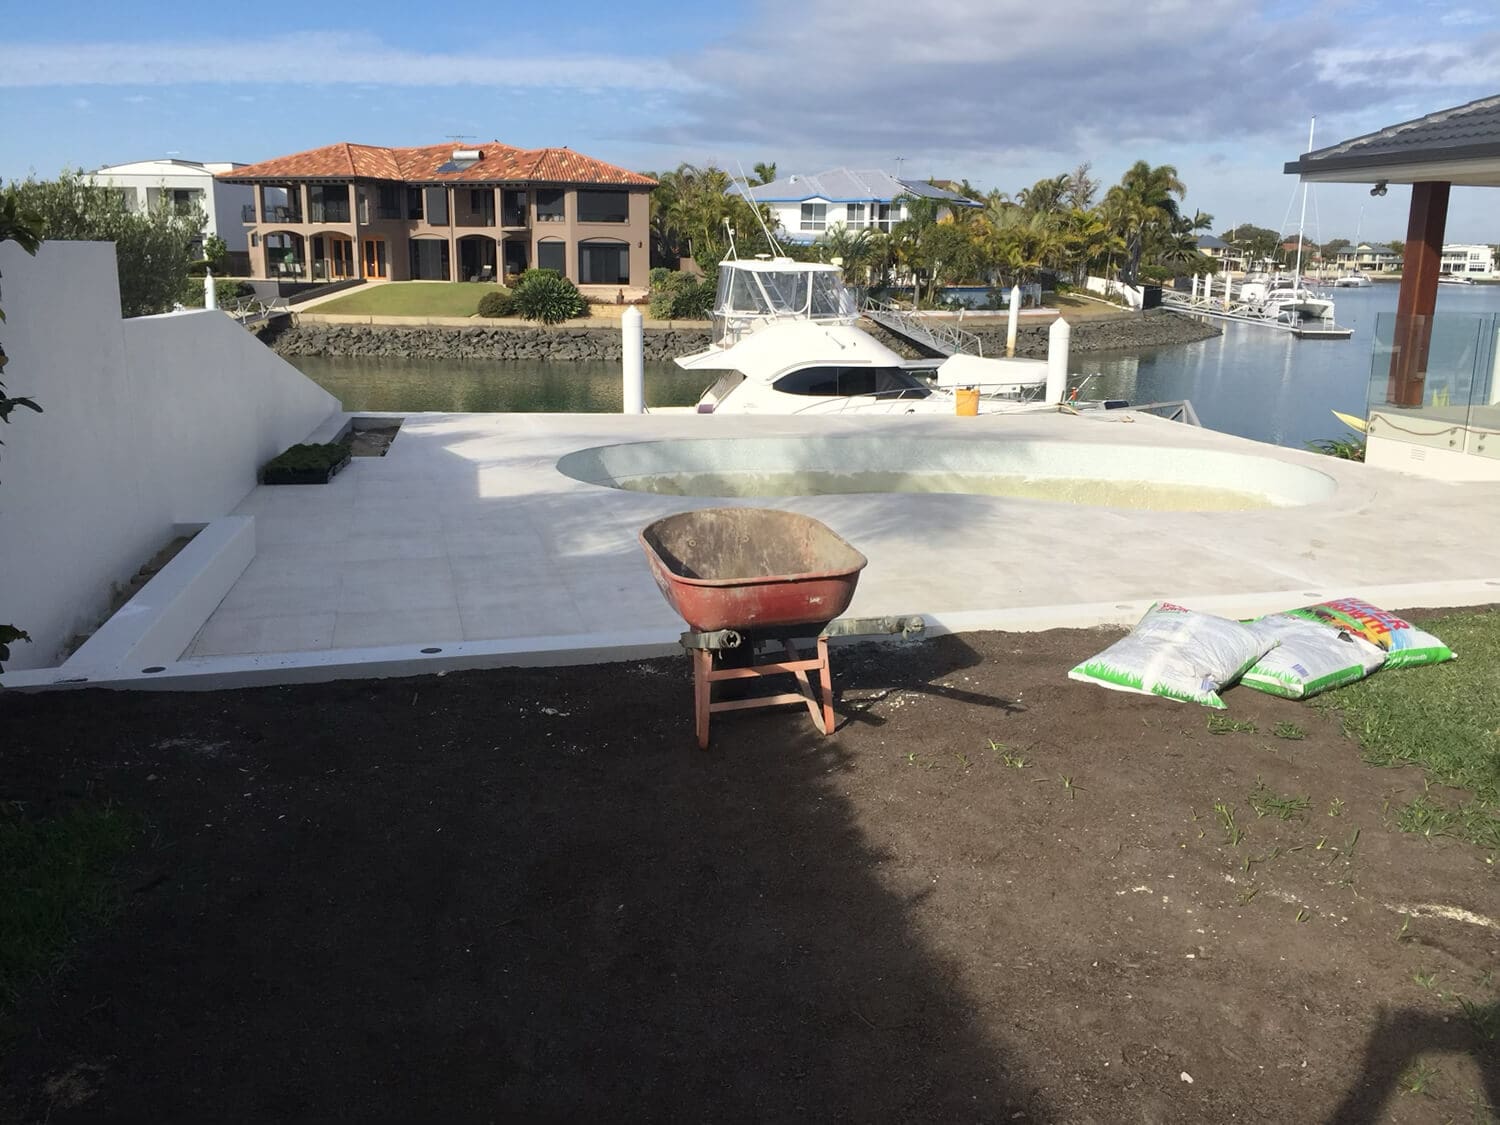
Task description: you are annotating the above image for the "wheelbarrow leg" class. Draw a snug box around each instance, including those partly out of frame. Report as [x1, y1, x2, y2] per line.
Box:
[693, 647, 712, 749]
[818, 635, 834, 736]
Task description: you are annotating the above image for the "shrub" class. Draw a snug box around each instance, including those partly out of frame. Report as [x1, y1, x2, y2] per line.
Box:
[476, 289, 515, 318]
[512, 271, 587, 324]
[262, 443, 349, 474]
[648, 269, 715, 320]
[179, 277, 252, 308]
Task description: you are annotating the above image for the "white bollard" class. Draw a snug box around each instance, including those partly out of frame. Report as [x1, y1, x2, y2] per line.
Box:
[1046, 316, 1071, 404]
[621, 305, 644, 414]
[1190, 274, 1200, 302]
[1006, 284, 1022, 356]
[1223, 272, 1233, 310]
[204, 269, 217, 311]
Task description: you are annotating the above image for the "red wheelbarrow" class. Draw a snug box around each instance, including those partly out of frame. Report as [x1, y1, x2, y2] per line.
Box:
[639, 508, 923, 748]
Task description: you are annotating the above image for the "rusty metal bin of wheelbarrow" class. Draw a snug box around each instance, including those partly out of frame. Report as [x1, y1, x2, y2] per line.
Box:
[638, 508, 868, 634]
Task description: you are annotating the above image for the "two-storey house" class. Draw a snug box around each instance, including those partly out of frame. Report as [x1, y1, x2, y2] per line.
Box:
[732, 168, 979, 244]
[87, 158, 255, 271]
[220, 141, 656, 290]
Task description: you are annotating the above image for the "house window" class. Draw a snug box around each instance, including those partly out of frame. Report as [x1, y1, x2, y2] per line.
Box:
[407, 187, 425, 220]
[409, 238, 450, 280]
[537, 190, 565, 223]
[537, 239, 566, 273]
[875, 203, 898, 232]
[845, 203, 867, 228]
[577, 190, 628, 223]
[424, 187, 449, 225]
[579, 239, 630, 284]
[800, 203, 827, 232]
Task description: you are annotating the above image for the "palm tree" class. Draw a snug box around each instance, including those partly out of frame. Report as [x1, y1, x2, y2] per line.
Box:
[752, 162, 777, 186]
[1104, 161, 1186, 283]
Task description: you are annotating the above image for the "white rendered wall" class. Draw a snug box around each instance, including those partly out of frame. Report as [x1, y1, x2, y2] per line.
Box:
[0, 241, 338, 668]
[89, 162, 252, 252]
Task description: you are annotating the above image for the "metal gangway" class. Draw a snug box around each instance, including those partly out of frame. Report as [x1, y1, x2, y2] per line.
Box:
[862, 299, 983, 357]
[226, 295, 292, 328]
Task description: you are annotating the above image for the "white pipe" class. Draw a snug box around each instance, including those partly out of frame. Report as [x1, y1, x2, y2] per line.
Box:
[1006, 285, 1021, 356]
[204, 269, 217, 311]
[621, 306, 644, 414]
[1046, 317, 1070, 404]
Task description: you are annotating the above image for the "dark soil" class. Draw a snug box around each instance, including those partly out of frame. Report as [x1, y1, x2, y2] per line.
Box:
[2, 628, 1496, 1123]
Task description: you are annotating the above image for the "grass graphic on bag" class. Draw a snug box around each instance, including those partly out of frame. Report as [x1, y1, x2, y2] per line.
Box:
[1068, 602, 1276, 709]
[1241, 613, 1387, 699]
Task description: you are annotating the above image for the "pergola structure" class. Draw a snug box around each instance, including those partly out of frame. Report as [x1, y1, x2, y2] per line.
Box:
[1285, 95, 1500, 407]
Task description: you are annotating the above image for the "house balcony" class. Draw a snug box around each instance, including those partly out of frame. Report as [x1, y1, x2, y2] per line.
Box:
[456, 213, 497, 229]
[262, 205, 304, 224]
[501, 211, 529, 230]
[309, 202, 351, 225]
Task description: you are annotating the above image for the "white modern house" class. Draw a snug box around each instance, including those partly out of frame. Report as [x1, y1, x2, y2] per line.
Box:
[1440, 242, 1496, 279]
[86, 159, 255, 270]
[732, 168, 979, 244]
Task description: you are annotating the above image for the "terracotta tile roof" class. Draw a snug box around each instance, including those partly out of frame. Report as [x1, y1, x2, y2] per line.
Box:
[220, 141, 656, 187]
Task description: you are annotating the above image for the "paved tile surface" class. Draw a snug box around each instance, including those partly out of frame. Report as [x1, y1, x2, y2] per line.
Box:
[184, 411, 1500, 658]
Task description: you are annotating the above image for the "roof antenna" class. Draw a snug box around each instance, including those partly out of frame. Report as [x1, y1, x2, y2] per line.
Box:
[734, 159, 786, 259]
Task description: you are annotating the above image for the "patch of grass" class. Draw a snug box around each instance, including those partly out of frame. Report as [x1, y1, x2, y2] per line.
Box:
[1322, 608, 1500, 853]
[1212, 800, 1245, 847]
[0, 802, 137, 1009]
[314, 281, 512, 318]
[1458, 997, 1500, 1043]
[1248, 777, 1311, 821]
[1397, 1060, 1439, 1097]
[1207, 715, 1257, 735]
[1273, 721, 1306, 741]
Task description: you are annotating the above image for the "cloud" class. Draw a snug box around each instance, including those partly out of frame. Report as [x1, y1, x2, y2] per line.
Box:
[646, 0, 1495, 169]
[0, 32, 697, 93]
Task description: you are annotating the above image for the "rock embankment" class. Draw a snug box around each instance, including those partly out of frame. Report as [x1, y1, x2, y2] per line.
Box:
[865, 308, 1221, 360]
[269, 323, 711, 362]
[266, 308, 1217, 363]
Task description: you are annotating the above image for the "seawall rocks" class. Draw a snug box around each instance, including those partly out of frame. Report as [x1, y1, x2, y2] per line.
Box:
[269, 324, 712, 362]
[266, 309, 1217, 363]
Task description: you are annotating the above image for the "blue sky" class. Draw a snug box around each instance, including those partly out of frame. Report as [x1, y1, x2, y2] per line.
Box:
[3, 0, 1497, 243]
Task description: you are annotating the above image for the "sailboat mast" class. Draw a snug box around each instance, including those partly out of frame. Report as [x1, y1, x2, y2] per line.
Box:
[1294, 117, 1315, 282]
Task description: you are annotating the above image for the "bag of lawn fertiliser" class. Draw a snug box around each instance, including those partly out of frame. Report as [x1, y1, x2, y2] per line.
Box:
[1068, 602, 1276, 709]
[1284, 597, 1455, 669]
[1240, 613, 1387, 699]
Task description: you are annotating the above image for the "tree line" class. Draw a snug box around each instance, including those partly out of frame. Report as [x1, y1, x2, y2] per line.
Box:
[646, 160, 1219, 301]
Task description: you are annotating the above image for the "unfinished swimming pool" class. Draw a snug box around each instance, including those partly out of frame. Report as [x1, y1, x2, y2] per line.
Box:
[555, 436, 1339, 511]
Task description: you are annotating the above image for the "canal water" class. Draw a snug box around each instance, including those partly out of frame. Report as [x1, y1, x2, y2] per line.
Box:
[288, 284, 1500, 451]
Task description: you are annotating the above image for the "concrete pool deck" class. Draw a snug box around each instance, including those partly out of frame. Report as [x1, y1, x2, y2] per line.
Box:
[11, 408, 1500, 689]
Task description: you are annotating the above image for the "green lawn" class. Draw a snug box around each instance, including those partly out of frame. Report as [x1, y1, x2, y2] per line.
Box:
[314, 282, 509, 317]
[1322, 606, 1499, 852]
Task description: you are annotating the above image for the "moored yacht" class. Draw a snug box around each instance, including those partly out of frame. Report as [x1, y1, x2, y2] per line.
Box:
[677, 256, 1056, 414]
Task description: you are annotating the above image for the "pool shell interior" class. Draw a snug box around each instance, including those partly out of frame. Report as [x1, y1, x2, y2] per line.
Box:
[556, 435, 1340, 510]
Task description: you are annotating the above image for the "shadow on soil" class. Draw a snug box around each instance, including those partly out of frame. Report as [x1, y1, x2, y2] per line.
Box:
[1326, 1006, 1500, 1123]
[1, 635, 1041, 1121]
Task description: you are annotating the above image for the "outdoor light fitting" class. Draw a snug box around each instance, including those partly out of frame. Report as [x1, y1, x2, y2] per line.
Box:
[1370, 180, 1389, 197]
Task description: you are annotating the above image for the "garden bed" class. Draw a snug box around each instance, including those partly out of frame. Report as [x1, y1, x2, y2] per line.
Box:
[1, 612, 1495, 1122]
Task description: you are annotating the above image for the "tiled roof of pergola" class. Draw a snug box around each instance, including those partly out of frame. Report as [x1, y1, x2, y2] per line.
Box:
[1284, 94, 1500, 183]
[220, 142, 657, 187]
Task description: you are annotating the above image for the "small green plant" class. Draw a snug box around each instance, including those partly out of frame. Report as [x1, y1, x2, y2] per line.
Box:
[1307, 436, 1366, 461]
[1248, 777, 1311, 821]
[1327, 798, 1345, 817]
[511, 269, 587, 324]
[1295, 907, 1310, 923]
[1273, 721, 1306, 741]
[1059, 774, 1084, 799]
[1414, 969, 1437, 990]
[1458, 997, 1500, 1042]
[1207, 715, 1257, 735]
[1237, 885, 1260, 905]
[476, 289, 515, 318]
[1395, 915, 1413, 943]
[1213, 800, 1244, 846]
[1397, 1060, 1439, 1097]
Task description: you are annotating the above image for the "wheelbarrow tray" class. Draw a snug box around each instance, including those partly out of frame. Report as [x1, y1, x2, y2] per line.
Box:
[640, 508, 868, 634]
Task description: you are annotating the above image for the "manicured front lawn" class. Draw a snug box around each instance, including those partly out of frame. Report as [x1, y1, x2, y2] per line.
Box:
[314, 281, 508, 317]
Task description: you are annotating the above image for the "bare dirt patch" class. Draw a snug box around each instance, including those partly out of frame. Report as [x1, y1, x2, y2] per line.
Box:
[1, 626, 1495, 1123]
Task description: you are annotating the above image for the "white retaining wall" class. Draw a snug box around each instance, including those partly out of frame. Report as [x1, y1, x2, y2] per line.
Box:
[0, 241, 338, 669]
[1085, 275, 1144, 310]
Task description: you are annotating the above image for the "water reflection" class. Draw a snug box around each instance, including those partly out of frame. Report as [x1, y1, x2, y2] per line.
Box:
[288, 355, 708, 414]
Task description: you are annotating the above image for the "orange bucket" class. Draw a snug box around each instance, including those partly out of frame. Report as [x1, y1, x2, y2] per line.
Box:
[955, 387, 980, 416]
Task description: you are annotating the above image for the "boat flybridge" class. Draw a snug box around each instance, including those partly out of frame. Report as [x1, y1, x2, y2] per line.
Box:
[678, 256, 1053, 415]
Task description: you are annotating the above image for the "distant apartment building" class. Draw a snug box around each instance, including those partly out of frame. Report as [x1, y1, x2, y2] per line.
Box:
[1333, 242, 1402, 273]
[219, 141, 656, 288]
[1440, 243, 1495, 279]
[733, 169, 979, 244]
[87, 158, 255, 270]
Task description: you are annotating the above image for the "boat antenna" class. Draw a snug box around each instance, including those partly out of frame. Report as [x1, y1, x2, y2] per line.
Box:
[722, 216, 738, 261]
[735, 159, 787, 258]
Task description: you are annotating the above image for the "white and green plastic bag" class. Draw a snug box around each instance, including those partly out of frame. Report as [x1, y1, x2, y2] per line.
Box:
[1068, 602, 1275, 709]
[1241, 613, 1387, 699]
